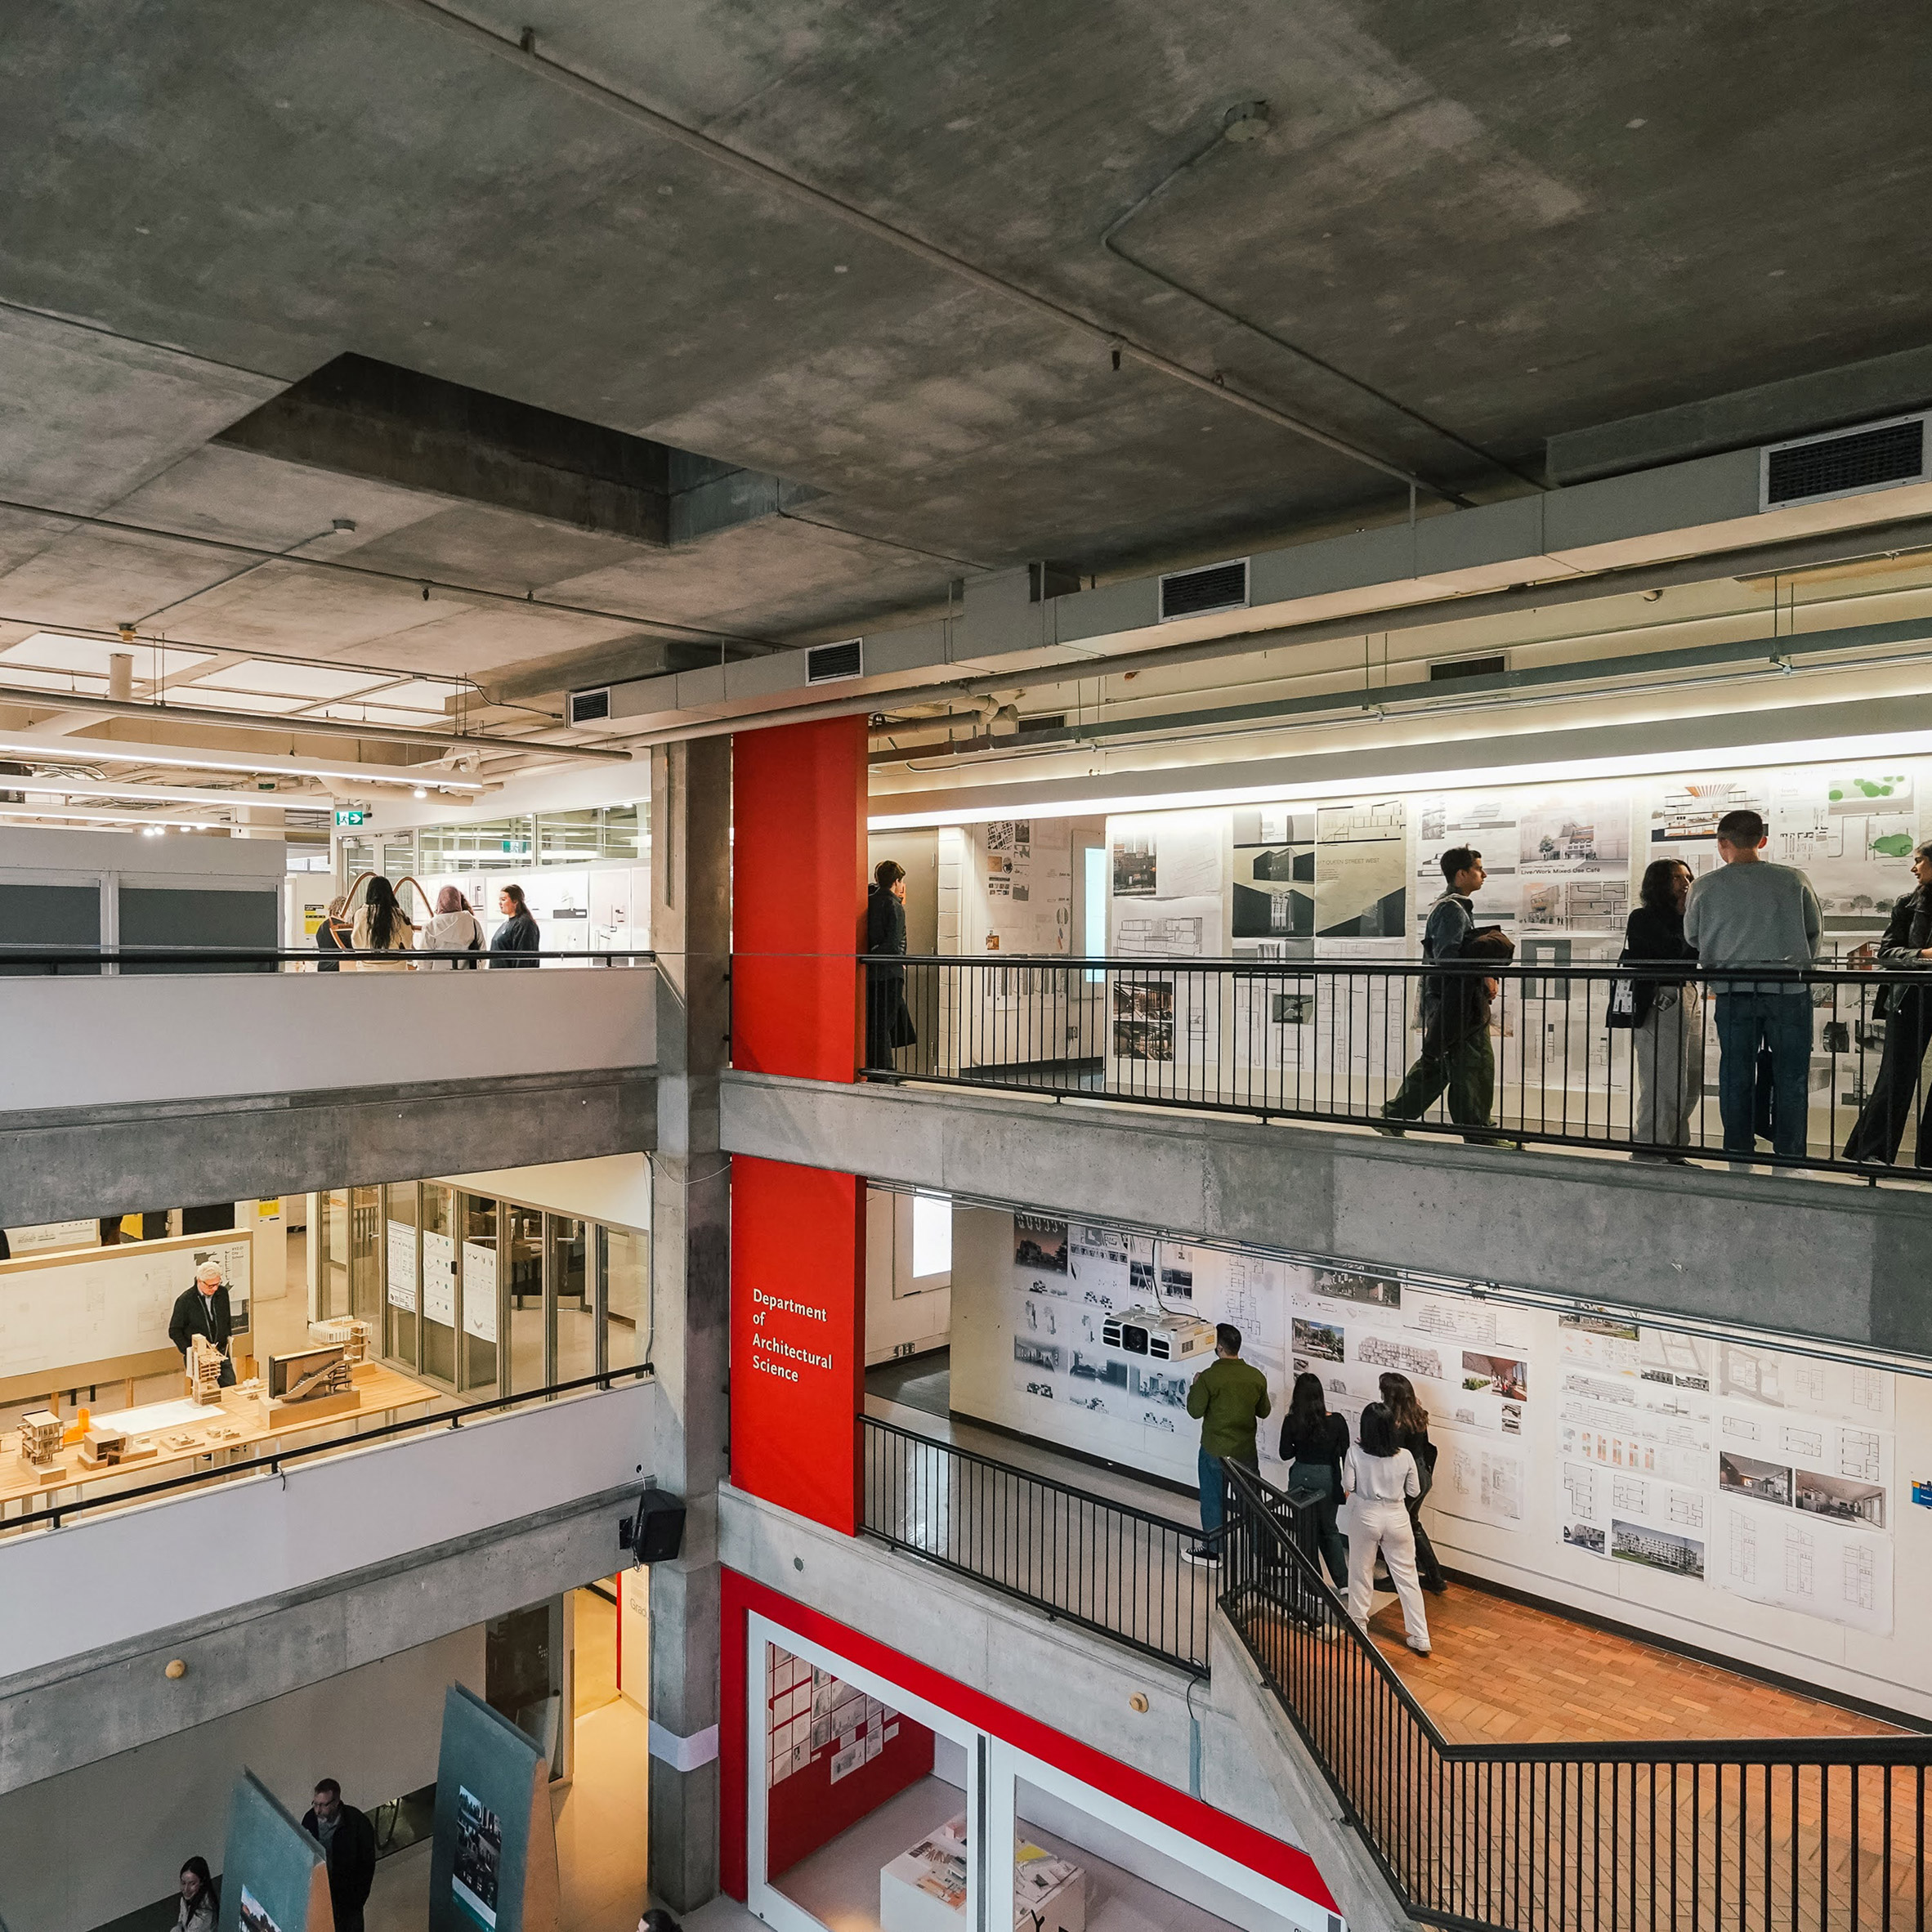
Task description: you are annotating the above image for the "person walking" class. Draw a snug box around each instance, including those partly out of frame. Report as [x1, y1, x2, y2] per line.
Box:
[1182, 1323, 1272, 1567]
[419, 884, 485, 968]
[865, 859, 917, 1070]
[301, 1778, 377, 1932]
[1843, 840, 1932, 1166]
[1380, 847, 1495, 1137]
[314, 894, 353, 972]
[1278, 1371, 1349, 1589]
[490, 882, 542, 966]
[1343, 1402, 1432, 1655]
[1623, 858, 1703, 1158]
[172, 1857, 218, 1932]
[1379, 1372, 1447, 1593]
[1684, 809, 1822, 1162]
[347, 876, 414, 971]
[167, 1259, 236, 1388]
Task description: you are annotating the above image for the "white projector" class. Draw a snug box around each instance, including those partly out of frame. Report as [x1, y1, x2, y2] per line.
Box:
[1101, 1308, 1215, 1362]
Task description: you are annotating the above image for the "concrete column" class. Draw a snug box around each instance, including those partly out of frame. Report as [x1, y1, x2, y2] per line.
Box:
[645, 736, 732, 1912]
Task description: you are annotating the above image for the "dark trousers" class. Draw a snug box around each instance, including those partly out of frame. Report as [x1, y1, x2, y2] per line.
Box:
[1714, 993, 1812, 1157]
[1384, 1016, 1496, 1137]
[1290, 1460, 1348, 1589]
[1844, 987, 1932, 1166]
[1407, 1494, 1446, 1589]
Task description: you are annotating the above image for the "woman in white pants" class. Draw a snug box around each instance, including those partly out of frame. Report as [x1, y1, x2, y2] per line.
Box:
[1626, 859, 1703, 1156]
[1343, 1402, 1432, 1654]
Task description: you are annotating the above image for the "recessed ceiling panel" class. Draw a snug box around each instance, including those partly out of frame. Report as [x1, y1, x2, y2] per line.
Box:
[165, 688, 306, 714]
[316, 704, 461, 728]
[0, 633, 213, 678]
[190, 659, 391, 699]
[0, 664, 110, 693]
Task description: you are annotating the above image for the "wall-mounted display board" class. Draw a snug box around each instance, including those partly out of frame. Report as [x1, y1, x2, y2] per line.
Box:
[950, 1208, 1925, 1709]
[215, 1769, 333, 1932]
[428, 1683, 562, 1932]
[0, 1229, 251, 1404]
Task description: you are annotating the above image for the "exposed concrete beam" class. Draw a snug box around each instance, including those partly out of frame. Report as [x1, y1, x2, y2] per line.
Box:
[718, 1072, 1932, 1361]
[0, 1066, 655, 1225]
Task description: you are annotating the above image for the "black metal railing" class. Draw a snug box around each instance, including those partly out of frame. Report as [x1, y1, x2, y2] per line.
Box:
[861, 953, 1932, 1178]
[861, 1415, 1210, 1673]
[0, 944, 655, 975]
[1, 1362, 653, 1538]
[1220, 1462, 1932, 1932]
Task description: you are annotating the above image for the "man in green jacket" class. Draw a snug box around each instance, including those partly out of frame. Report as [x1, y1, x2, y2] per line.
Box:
[1183, 1323, 1272, 1567]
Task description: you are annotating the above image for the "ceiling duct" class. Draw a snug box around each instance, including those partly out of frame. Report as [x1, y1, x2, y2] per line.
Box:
[569, 686, 612, 726]
[1761, 414, 1928, 511]
[1159, 557, 1249, 623]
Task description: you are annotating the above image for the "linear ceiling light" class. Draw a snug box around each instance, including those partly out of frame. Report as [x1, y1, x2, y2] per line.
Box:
[0, 731, 490, 791]
[0, 805, 224, 831]
[866, 724, 1932, 829]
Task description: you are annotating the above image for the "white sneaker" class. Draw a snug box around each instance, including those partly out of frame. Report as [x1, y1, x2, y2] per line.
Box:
[1406, 1639, 1432, 1655]
[1180, 1545, 1221, 1568]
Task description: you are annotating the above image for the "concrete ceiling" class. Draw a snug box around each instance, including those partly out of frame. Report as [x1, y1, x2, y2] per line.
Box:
[3, 0, 1930, 727]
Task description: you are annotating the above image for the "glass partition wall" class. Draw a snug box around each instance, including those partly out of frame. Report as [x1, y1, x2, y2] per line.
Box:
[319, 1180, 651, 1398]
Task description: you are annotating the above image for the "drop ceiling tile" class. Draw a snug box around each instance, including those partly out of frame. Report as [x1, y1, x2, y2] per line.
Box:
[0, 632, 214, 678]
[190, 660, 391, 700]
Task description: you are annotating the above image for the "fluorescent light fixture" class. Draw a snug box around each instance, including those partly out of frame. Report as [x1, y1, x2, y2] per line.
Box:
[0, 806, 219, 831]
[866, 724, 1932, 830]
[0, 731, 485, 791]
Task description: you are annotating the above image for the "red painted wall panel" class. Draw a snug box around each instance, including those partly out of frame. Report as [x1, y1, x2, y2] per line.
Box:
[729, 1156, 865, 1534]
[718, 1566, 1338, 1915]
[731, 714, 868, 1082]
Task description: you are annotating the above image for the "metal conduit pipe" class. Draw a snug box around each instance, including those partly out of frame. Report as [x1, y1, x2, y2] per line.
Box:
[373, 0, 1469, 505]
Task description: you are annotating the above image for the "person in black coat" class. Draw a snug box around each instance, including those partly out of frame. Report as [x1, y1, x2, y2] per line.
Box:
[1379, 1372, 1447, 1593]
[864, 860, 917, 1070]
[167, 1262, 237, 1386]
[490, 882, 542, 967]
[1844, 843, 1932, 1165]
[1278, 1371, 1349, 1587]
[314, 895, 352, 972]
[301, 1780, 377, 1932]
[1623, 858, 1702, 1156]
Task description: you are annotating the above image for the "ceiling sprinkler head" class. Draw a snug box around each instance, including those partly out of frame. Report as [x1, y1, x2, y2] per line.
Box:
[1222, 101, 1270, 144]
[117, 623, 137, 644]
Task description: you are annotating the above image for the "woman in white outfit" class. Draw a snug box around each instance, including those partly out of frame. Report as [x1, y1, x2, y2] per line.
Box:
[418, 883, 485, 968]
[1343, 1401, 1432, 1654]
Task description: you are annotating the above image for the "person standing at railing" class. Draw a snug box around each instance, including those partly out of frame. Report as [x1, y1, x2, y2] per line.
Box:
[1278, 1372, 1349, 1588]
[1342, 1402, 1431, 1656]
[347, 875, 415, 971]
[864, 859, 918, 1070]
[1623, 859, 1702, 1159]
[1378, 847, 1500, 1140]
[490, 882, 541, 966]
[1182, 1322, 1271, 1568]
[1684, 809, 1821, 1163]
[1842, 839, 1932, 1166]
[167, 1259, 236, 1389]
[419, 884, 485, 969]
[314, 894, 353, 972]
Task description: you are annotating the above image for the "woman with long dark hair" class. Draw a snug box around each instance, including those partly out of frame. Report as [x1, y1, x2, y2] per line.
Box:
[173, 1856, 217, 1932]
[347, 875, 414, 970]
[1624, 856, 1702, 1157]
[1344, 1402, 1430, 1654]
[490, 881, 541, 967]
[1378, 1372, 1447, 1594]
[1277, 1371, 1349, 1587]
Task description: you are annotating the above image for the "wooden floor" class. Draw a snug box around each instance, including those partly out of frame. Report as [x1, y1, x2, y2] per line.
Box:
[1366, 1579, 1903, 1745]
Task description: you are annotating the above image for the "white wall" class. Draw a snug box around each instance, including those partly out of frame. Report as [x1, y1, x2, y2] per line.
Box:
[0, 825, 287, 881]
[0, 964, 656, 1110]
[0, 1378, 658, 1677]
[436, 1155, 651, 1232]
[0, 1626, 482, 1932]
[865, 1188, 950, 1366]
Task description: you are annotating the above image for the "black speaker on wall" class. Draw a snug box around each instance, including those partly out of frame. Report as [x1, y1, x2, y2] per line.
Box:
[620, 1485, 686, 1565]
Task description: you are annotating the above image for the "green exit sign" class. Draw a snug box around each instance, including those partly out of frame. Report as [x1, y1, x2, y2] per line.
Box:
[334, 807, 367, 828]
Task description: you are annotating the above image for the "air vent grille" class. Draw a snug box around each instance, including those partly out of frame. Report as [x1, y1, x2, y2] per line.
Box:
[1429, 653, 1507, 683]
[1159, 558, 1249, 622]
[807, 638, 864, 683]
[568, 686, 610, 726]
[1763, 416, 1927, 509]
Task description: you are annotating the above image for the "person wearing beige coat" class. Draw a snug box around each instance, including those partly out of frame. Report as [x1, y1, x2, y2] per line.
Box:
[345, 875, 415, 970]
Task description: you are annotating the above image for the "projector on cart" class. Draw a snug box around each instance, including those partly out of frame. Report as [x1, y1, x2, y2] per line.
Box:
[1101, 1307, 1214, 1361]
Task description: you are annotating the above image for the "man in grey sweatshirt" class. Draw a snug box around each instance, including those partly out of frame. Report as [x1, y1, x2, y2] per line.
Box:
[1683, 807, 1822, 1160]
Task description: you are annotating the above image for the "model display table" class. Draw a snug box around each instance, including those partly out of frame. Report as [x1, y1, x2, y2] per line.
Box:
[879, 1817, 1085, 1932]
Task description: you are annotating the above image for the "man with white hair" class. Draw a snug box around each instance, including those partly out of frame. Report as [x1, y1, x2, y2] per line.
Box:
[168, 1258, 236, 1387]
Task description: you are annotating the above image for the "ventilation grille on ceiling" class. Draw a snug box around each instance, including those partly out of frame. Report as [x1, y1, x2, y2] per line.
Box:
[1429, 653, 1508, 683]
[807, 637, 864, 682]
[1159, 557, 1250, 622]
[1761, 414, 1928, 510]
[568, 686, 610, 726]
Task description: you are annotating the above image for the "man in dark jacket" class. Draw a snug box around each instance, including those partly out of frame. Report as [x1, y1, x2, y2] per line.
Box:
[1843, 842, 1932, 1165]
[302, 1779, 378, 1932]
[167, 1261, 236, 1386]
[864, 860, 917, 1070]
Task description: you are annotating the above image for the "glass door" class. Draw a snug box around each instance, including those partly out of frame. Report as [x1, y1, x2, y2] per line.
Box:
[318, 1188, 351, 1320]
[384, 1182, 420, 1369]
[420, 1183, 458, 1387]
[348, 1185, 382, 1331]
[505, 1201, 545, 1393]
[551, 1216, 593, 1386]
[458, 1193, 502, 1393]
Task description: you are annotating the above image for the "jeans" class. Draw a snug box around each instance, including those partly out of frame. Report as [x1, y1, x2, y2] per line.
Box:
[1713, 992, 1812, 1158]
[1844, 986, 1932, 1166]
[1383, 1017, 1496, 1138]
[1197, 1448, 1256, 1540]
[1289, 1460, 1348, 1588]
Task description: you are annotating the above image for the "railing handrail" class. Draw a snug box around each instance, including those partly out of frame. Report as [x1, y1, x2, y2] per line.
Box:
[1223, 1461, 1932, 1769]
[0, 945, 656, 963]
[5, 1361, 655, 1536]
